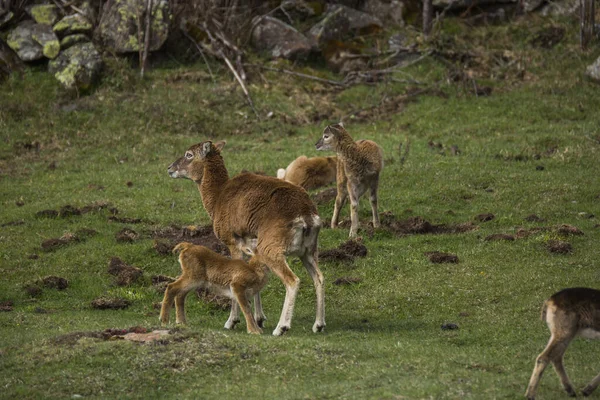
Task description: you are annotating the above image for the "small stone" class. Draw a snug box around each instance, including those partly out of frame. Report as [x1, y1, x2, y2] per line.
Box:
[441, 323, 459, 330]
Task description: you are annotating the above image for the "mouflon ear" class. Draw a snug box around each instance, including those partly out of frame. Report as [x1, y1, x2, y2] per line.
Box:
[214, 140, 227, 152]
[200, 141, 213, 157]
[338, 121, 344, 128]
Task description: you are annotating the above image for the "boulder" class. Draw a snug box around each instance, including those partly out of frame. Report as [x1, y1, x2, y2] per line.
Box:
[60, 34, 90, 50]
[540, 0, 579, 16]
[307, 4, 383, 49]
[98, 0, 169, 53]
[53, 14, 93, 38]
[251, 16, 312, 60]
[277, 0, 323, 20]
[522, 0, 545, 12]
[586, 56, 600, 82]
[31, 24, 60, 59]
[7, 21, 44, 61]
[361, 0, 405, 26]
[28, 4, 60, 25]
[48, 42, 103, 90]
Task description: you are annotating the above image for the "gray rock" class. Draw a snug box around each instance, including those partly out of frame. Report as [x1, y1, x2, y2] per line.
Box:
[307, 4, 383, 49]
[31, 24, 60, 59]
[60, 34, 90, 50]
[278, 0, 319, 20]
[586, 56, 600, 81]
[540, 0, 579, 16]
[98, 0, 169, 53]
[7, 21, 44, 61]
[522, 0, 545, 12]
[251, 16, 312, 60]
[361, 0, 405, 26]
[53, 14, 93, 38]
[48, 42, 103, 90]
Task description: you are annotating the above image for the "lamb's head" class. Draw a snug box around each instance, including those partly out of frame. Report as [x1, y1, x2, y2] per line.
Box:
[168, 140, 226, 181]
[315, 122, 345, 151]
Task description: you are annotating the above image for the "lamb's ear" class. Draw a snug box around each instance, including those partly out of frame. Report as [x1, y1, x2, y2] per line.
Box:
[214, 140, 227, 152]
[241, 246, 255, 257]
[338, 121, 344, 128]
[200, 141, 213, 158]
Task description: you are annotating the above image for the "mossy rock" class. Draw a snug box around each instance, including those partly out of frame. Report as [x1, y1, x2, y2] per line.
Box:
[53, 14, 93, 38]
[0, 11, 15, 29]
[60, 33, 90, 50]
[7, 21, 43, 61]
[48, 42, 103, 90]
[31, 24, 60, 59]
[29, 4, 60, 25]
[98, 0, 170, 53]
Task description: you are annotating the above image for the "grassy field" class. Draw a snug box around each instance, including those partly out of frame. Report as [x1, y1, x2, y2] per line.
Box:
[1, 17, 599, 399]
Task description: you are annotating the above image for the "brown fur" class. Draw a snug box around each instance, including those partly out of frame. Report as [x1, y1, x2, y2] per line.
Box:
[277, 156, 338, 190]
[167, 140, 325, 336]
[315, 123, 384, 237]
[525, 288, 600, 399]
[159, 243, 268, 334]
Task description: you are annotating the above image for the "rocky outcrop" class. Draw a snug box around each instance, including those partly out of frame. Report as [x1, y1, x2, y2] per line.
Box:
[307, 4, 383, 49]
[7, 20, 60, 61]
[540, 0, 579, 16]
[98, 0, 170, 53]
[48, 42, 103, 90]
[251, 16, 312, 60]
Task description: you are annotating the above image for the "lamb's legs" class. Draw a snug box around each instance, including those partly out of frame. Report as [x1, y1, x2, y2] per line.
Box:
[300, 250, 325, 333]
[232, 284, 262, 334]
[582, 372, 600, 396]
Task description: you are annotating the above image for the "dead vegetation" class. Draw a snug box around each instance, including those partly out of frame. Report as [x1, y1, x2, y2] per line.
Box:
[91, 297, 131, 310]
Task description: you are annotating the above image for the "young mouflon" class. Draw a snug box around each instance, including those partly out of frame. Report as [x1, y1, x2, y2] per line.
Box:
[277, 155, 337, 190]
[315, 123, 383, 237]
[167, 140, 324, 336]
[525, 287, 600, 400]
[159, 242, 268, 334]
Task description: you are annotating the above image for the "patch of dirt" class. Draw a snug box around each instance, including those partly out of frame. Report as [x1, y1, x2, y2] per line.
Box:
[51, 331, 106, 345]
[58, 205, 82, 218]
[475, 213, 495, 222]
[108, 257, 143, 286]
[51, 326, 162, 346]
[36, 209, 59, 218]
[524, 214, 545, 222]
[152, 225, 229, 257]
[41, 229, 97, 252]
[311, 187, 337, 205]
[91, 297, 131, 310]
[0, 301, 14, 312]
[547, 240, 572, 254]
[196, 288, 231, 311]
[320, 239, 368, 264]
[40, 276, 69, 290]
[557, 224, 583, 236]
[35, 201, 112, 219]
[109, 216, 143, 224]
[425, 251, 459, 264]
[484, 233, 515, 241]
[23, 284, 43, 297]
[380, 212, 479, 236]
[441, 323, 459, 330]
[333, 277, 362, 285]
[115, 228, 139, 243]
[530, 26, 565, 49]
[28, 254, 39, 259]
[1, 219, 25, 227]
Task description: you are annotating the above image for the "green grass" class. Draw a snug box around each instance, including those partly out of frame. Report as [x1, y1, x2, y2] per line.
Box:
[1, 17, 599, 400]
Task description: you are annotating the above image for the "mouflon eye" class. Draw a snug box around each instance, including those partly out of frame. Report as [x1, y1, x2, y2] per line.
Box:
[185, 151, 193, 159]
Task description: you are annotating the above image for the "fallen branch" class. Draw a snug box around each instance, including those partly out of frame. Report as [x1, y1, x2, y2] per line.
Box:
[140, 0, 153, 78]
[244, 64, 347, 87]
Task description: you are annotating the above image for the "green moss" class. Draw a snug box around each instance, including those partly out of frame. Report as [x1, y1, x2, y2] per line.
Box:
[42, 40, 60, 59]
[55, 61, 79, 89]
[60, 34, 89, 49]
[30, 5, 59, 25]
[53, 15, 92, 36]
[127, 35, 139, 51]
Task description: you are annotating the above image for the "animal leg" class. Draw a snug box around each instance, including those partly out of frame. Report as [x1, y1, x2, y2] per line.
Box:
[525, 336, 571, 400]
[331, 166, 348, 229]
[253, 292, 267, 328]
[262, 253, 300, 336]
[232, 284, 262, 334]
[159, 280, 179, 325]
[552, 354, 576, 397]
[582, 372, 600, 396]
[348, 185, 361, 238]
[369, 176, 380, 228]
[224, 245, 244, 330]
[300, 250, 325, 333]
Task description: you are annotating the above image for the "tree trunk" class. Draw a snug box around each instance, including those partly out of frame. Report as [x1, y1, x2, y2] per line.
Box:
[423, 0, 433, 37]
[580, 0, 595, 50]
